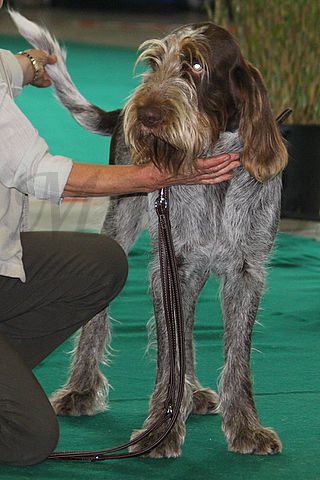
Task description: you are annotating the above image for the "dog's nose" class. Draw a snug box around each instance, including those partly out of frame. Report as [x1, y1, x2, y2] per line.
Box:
[137, 105, 163, 128]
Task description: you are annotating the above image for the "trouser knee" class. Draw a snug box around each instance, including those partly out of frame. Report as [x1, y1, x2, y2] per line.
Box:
[0, 409, 59, 466]
[89, 235, 128, 303]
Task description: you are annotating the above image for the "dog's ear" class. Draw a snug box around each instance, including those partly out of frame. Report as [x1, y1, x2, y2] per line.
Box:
[229, 61, 288, 182]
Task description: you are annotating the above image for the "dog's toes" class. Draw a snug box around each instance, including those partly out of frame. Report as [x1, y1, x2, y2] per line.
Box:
[128, 425, 184, 458]
[192, 388, 219, 415]
[228, 427, 282, 455]
[50, 388, 108, 416]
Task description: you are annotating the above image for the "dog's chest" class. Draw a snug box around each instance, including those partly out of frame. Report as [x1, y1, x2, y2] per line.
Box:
[147, 183, 228, 250]
[145, 169, 281, 277]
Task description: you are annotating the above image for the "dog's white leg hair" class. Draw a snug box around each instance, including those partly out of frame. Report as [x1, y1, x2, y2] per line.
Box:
[8, 9, 117, 136]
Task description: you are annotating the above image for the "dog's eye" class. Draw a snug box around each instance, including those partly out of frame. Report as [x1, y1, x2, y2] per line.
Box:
[191, 61, 204, 73]
[147, 58, 158, 71]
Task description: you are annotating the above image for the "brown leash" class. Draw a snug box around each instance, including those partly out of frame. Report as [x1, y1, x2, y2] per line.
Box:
[48, 108, 292, 461]
[48, 187, 186, 461]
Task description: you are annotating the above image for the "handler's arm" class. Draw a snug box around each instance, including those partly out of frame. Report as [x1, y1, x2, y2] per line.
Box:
[63, 153, 240, 197]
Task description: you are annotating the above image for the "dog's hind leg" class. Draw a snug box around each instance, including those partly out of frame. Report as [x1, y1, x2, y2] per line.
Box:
[176, 256, 219, 416]
[219, 262, 282, 455]
[50, 310, 111, 415]
[51, 194, 147, 416]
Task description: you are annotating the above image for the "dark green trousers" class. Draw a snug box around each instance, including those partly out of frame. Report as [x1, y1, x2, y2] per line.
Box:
[0, 232, 128, 466]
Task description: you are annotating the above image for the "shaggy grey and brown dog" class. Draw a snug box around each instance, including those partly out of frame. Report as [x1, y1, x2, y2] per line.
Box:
[11, 11, 287, 457]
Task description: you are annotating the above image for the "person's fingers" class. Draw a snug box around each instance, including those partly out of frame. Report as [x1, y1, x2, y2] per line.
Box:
[196, 154, 230, 170]
[186, 160, 240, 183]
[38, 78, 52, 88]
[208, 160, 241, 175]
[46, 54, 57, 65]
[196, 153, 240, 171]
[32, 75, 51, 88]
[31, 62, 54, 87]
[200, 173, 235, 184]
[190, 158, 242, 181]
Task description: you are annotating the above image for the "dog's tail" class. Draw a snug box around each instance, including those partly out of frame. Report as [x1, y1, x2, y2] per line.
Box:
[8, 9, 120, 136]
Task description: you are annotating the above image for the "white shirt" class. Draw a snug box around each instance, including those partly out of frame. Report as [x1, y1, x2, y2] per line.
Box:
[0, 49, 73, 282]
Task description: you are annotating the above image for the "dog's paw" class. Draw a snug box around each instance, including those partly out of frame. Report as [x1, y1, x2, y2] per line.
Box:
[192, 388, 219, 415]
[128, 424, 184, 458]
[228, 427, 282, 455]
[50, 387, 108, 416]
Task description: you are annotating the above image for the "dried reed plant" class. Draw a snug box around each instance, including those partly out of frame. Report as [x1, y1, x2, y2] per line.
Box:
[204, 0, 319, 124]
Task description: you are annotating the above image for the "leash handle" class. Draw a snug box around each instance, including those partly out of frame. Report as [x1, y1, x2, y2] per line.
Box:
[48, 187, 186, 461]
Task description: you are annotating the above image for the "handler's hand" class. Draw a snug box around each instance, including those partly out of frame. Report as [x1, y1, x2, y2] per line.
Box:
[16, 49, 57, 87]
[152, 153, 241, 189]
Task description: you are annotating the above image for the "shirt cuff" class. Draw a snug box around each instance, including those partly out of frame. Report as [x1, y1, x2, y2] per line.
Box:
[0, 49, 23, 96]
[13, 134, 73, 204]
[33, 152, 73, 204]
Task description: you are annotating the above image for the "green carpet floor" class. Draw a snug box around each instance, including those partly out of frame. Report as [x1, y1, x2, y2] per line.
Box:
[0, 36, 319, 479]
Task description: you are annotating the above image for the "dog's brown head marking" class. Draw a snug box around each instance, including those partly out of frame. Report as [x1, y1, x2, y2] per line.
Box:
[123, 22, 287, 181]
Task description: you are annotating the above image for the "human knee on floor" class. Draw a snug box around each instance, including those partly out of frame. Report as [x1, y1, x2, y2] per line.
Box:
[0, 409, 59, 466]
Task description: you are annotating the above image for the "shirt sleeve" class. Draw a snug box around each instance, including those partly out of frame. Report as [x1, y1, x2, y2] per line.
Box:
[0, 86, 73, 204]
[0, 49, 24, 97]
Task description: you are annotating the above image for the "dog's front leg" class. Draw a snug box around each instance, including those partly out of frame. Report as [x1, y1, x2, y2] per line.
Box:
[219, 265, 282, 455]
[129, 259, 193, 458]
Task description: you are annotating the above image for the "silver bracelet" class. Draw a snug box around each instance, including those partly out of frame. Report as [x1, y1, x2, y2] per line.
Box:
[17, 50, 41, 82]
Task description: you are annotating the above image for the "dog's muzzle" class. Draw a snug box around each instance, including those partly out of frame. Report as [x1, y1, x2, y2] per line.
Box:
[137, 105, 163, 128]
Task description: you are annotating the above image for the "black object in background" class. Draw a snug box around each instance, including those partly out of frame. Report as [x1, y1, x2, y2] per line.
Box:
[281, 125, 320, 221]
[49, 0, 188, 10]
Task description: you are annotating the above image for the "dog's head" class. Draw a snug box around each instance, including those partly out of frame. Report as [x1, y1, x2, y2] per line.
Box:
[123, 22, 287, 181]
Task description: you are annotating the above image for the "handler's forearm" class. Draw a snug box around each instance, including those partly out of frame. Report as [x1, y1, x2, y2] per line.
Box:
[63, 154, 240, 197]
[63, 162, 158, 197]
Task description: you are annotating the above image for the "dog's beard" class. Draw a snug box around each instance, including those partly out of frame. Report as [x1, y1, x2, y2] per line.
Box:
[125, 113, 217, 174]
[130, 132, 195, 174]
